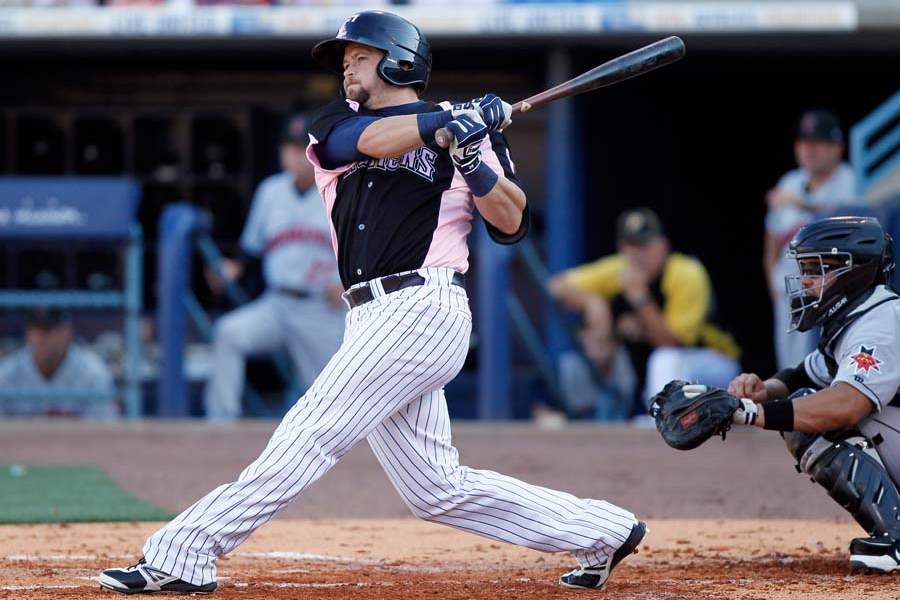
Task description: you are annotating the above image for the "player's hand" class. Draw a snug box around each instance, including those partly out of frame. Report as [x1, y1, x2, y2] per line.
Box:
[446, 110, 488, 153]
[766, 188, 804, 211]
[619, 263, 649, 305]
[325, 285, 345, 309]
[475, 94, 512, 132]
[446, 111, 488, 176]
[204, 258, 243, 295]
[727, 373, 768, 403]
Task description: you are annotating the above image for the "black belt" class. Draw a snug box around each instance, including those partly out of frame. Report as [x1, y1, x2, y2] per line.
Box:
[275, 287, 312, 299]
[345, 271, 465, 308]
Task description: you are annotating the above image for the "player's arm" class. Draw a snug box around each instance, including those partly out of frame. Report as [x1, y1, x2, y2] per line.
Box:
[474, 177, 526, 235]
[752, 383, 874, 432]
[317, 111, 456, 168]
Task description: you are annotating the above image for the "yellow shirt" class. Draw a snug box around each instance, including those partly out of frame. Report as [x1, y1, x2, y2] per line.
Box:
[565, 253, 740, 359]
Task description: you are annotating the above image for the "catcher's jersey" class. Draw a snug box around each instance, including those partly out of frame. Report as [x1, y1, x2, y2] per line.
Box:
[803, 285, 900, 411]
[306, 98, 527, 288]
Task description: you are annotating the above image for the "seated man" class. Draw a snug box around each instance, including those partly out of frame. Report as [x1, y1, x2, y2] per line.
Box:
[0, 307, 116, 418]
[550, 207, 740, 413]
[204, 115, 346, 420]
[555, 300, 636, 421]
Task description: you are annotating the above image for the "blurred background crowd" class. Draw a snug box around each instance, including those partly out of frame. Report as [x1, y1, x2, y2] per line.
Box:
[0, 0, 897, 424]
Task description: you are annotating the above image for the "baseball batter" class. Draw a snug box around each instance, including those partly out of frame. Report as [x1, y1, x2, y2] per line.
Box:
[98, 10, 644, 595]
[204, 116, 345, 420]
[658, 216, 900, 571]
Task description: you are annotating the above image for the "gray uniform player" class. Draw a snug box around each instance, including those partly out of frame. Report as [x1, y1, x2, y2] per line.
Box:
[727, 216, 900, 571]
[204, 116, 345, 420]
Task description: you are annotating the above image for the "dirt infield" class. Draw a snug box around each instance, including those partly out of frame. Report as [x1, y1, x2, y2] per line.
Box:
[3, 519, 899, 599]
[3, 421, 900, 598]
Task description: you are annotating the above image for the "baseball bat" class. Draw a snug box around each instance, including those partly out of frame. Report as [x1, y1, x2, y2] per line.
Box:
[434, 36, 686, 149]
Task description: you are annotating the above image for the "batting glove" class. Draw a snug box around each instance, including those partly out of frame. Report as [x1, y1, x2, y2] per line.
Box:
[445, 110, 488, 154]
[475, 93, 513, 132]
[445, 110, 497, 196]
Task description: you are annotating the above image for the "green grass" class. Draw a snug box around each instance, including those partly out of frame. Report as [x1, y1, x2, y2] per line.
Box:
[0, 464, 174, 524]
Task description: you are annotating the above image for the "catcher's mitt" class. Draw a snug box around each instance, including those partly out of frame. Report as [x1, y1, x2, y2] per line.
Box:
[649, 380, 743, 451]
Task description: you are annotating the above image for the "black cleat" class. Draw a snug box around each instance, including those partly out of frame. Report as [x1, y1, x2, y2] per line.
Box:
[559, 520, 647, 590]
[850, 536, 900, 573]
[97, 558, 218, 595]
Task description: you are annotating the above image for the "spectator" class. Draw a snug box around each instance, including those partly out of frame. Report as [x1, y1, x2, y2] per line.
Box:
[203, 114, 345, 420]
[764, 110, 859, 370]
[555, 318, 637, 422]
[550, 207, 741, 416]
[0, 307, 116, 418]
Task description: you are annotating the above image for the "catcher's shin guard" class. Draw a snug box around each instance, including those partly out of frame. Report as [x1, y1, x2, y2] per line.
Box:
[786, 432, 900, 539]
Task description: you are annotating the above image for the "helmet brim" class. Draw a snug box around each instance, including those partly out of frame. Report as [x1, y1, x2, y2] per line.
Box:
[311, 39, 347, 75]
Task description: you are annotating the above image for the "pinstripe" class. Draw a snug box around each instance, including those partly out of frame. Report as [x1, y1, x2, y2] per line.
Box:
[214, 305, 463, 552]
[183, 296, 443, 556]
[374, 417, 598, 547]
[375, 413, 618, 546]
[148, 289, 432, 577]
[151, 283, 469, 582]
[147, 291, 423, 574]
[139, 267, 636, 587]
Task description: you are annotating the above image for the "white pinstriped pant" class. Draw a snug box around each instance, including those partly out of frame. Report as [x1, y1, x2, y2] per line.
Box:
[142, 268, 637, 586]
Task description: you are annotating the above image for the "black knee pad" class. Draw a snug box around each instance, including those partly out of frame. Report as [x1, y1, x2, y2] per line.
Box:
[805, 439, 900, 539]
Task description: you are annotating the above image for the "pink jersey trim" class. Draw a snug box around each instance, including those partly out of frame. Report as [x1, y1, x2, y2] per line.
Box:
[306, 136, 349, 258]
[421, 119, 514, 274]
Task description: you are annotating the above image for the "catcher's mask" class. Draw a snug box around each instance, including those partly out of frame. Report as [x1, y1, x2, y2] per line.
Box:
[785, 216, 894, 332]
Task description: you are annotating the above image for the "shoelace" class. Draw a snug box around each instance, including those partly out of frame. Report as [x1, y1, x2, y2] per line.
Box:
[127, 558, 147, 570]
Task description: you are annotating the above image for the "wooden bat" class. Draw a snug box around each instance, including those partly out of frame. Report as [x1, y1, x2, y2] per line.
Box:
[435, 36, 686, 149]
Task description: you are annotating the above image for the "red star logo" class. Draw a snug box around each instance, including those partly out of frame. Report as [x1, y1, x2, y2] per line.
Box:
[849, 345, 881, 375]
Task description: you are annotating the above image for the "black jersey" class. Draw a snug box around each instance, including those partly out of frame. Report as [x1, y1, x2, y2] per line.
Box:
[307, 98, 528, 288]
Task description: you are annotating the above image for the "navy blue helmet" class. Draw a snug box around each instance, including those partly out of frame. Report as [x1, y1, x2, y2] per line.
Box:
[785, 216, 895, 332]
[312, 11, 432, 92]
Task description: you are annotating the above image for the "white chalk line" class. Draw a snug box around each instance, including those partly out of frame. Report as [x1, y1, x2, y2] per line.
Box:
[5, 551, 370, 564]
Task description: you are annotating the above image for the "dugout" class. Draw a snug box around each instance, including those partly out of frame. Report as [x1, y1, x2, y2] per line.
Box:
[0, 3, 898, 416]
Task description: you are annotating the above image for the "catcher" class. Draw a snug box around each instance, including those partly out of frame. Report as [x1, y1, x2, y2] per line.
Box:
[652, 215, 900, 571]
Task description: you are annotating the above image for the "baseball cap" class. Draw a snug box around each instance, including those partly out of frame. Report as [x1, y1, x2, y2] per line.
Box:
[25, 306, 71, 329]
[616, 208, 665, 244]
[280, 113, 310, 146]
[796, 110, 844, 144]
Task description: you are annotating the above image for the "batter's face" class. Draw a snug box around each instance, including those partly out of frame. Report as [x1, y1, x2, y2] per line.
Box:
[619, 237, 669, 277]
[342, 43, 388, 107]
[795, 138, 843, 177]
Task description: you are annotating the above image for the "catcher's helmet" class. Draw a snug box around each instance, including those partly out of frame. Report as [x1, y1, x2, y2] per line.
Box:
[312, 11, 432, 92]
[785, 216, 895, 332]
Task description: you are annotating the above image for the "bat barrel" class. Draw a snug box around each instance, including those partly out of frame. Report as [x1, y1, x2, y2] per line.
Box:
[435, 36, 686, 148]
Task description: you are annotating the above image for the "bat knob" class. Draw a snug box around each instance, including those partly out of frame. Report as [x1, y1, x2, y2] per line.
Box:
[435, 127, 453, 149]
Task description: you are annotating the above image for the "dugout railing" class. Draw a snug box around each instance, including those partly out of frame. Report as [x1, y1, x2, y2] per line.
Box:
[851, 89, 900, 199]
[156, 202, 299, 418]
[0, 177, 143, 417]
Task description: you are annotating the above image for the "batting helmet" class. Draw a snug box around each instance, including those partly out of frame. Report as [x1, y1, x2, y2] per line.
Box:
[785, 216, 895, 332]
[312, 11, 432, 92]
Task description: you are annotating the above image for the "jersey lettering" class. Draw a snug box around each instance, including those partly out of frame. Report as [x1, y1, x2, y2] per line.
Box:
[342, 146, 438, 182]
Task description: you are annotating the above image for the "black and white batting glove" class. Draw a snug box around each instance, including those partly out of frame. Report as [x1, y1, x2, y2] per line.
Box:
[445, 110, 488, 154]
[475, 93, 513, 132]
[445, 110, 497, 196]
[732, 397, 760, 426]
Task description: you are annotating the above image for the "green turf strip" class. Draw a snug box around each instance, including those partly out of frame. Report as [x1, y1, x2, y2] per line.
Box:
[0, 464, 174, 524]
